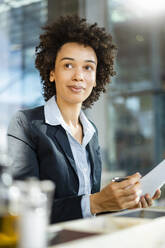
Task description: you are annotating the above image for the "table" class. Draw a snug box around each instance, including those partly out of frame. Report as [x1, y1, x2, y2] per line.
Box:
[48, 208, 165, 247]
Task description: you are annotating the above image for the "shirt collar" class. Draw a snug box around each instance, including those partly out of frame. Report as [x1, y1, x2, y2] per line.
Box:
[44, 96, 95, 140]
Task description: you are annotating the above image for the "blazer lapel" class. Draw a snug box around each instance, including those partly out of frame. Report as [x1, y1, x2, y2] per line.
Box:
[48, 125, 78, 176]
[87, 135, 100, 191]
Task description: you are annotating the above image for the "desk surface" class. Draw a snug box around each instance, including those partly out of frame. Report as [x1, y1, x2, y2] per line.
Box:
[48, 209, 165, 248]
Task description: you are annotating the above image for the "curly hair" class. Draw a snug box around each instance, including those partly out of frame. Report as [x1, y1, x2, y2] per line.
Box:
[35, 15, 117, 108]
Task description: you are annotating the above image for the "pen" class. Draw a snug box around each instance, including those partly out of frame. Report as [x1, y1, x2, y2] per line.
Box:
[112, 177, 128, 182]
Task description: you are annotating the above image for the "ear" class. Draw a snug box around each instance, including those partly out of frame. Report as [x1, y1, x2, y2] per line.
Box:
[93, 81, 96, 87]
[49, 70, 55, 82]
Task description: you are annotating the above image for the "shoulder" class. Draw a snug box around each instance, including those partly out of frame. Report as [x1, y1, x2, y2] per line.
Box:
[12, 105, 44, 121]
[19, 105, 44, 121]
[8, 105, 44, 133]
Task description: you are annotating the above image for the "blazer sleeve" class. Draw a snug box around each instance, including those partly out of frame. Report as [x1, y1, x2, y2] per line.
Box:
[7, 111, 39, 178]
[7, 111, 83, 223]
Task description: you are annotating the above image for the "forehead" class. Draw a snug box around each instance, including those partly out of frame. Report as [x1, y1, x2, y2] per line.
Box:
[56, 42, 97, 62]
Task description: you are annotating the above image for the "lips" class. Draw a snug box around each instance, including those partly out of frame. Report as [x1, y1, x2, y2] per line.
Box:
[68, 85, 85, 93]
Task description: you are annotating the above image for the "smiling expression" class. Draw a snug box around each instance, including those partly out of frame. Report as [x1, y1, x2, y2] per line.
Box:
[49, 42, 97, 107]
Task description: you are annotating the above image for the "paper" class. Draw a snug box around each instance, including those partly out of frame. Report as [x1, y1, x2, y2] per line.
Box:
[140, 159, 165, 197]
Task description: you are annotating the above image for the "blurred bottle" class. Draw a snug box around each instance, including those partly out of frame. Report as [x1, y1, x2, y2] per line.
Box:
[0, 153, 55, 248]
[15, 178, 55, 248]
[0, 159, 19, 248]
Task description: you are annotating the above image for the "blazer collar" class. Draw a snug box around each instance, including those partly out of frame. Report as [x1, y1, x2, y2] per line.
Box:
[44, 96, 95, 146]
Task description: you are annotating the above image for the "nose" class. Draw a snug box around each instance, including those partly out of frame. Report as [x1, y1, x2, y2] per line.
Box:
[73, 67, 84, 81]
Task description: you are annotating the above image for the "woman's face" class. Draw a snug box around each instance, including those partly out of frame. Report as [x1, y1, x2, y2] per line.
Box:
[50, 42, 97, 107]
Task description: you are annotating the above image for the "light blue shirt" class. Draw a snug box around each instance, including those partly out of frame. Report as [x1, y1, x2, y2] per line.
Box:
[44, 96, 95, 217]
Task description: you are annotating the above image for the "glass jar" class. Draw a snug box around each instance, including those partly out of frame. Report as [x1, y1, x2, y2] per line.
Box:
[14, 178, 55, 248]
[0, 161, 19, 248]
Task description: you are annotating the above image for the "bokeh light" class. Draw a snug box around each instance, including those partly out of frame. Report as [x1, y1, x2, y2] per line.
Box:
[127, 0, 165, 16]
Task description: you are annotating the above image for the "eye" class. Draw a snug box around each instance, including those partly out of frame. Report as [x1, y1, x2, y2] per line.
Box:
[84, 65, 93, 71]
[64, 63, 73, 69]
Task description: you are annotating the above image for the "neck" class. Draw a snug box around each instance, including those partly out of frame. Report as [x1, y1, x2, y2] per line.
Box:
[56, 97, 82, 128]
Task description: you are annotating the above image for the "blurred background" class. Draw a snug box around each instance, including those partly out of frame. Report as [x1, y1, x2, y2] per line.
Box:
[1, 0, 165, 201]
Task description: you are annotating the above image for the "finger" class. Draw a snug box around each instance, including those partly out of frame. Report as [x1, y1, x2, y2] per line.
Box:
[124, 198, 141, 209]
[140, 195, 151, 208]
[133, 201, 142, 209]
[144, 194, 153, 207]
[118, 192, 141, 209]
[120, 182, 142, 197]
[152, 189, 161, 200]
[119, 172, 141, 189]
[121, 193, 140, 204]
[140, 196, 147, 208]
[138, 201, 142, 208]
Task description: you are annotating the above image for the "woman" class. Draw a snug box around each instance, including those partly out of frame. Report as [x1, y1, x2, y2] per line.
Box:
[7, 15, 160, 223]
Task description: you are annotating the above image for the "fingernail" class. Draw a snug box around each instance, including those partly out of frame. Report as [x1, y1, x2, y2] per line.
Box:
[136, 172, 142, 177]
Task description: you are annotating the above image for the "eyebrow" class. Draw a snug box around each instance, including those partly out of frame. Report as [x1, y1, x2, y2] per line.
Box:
[60, 57, 96, 65]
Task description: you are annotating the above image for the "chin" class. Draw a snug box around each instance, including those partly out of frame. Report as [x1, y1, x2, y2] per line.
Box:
[66, 94, 86, 103]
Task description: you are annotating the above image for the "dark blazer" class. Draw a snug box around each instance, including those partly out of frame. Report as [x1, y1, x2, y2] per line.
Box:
[7, 106, 102, 223]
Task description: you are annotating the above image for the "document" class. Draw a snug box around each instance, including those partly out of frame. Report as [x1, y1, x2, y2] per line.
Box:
[140, 159, 165, 197]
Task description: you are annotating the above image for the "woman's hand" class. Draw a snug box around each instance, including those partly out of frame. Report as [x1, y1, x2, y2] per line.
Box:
[135, 189, 161, 208]
[90, 173, 142, 214]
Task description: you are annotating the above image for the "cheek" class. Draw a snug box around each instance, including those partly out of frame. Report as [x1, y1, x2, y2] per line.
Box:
[86, 73, 96, 85]
[54, 71, 68, 86]
[57, 70, 73, 82]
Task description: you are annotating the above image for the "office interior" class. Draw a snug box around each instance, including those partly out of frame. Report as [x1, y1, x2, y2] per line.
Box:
[1, 0, 165, 204]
